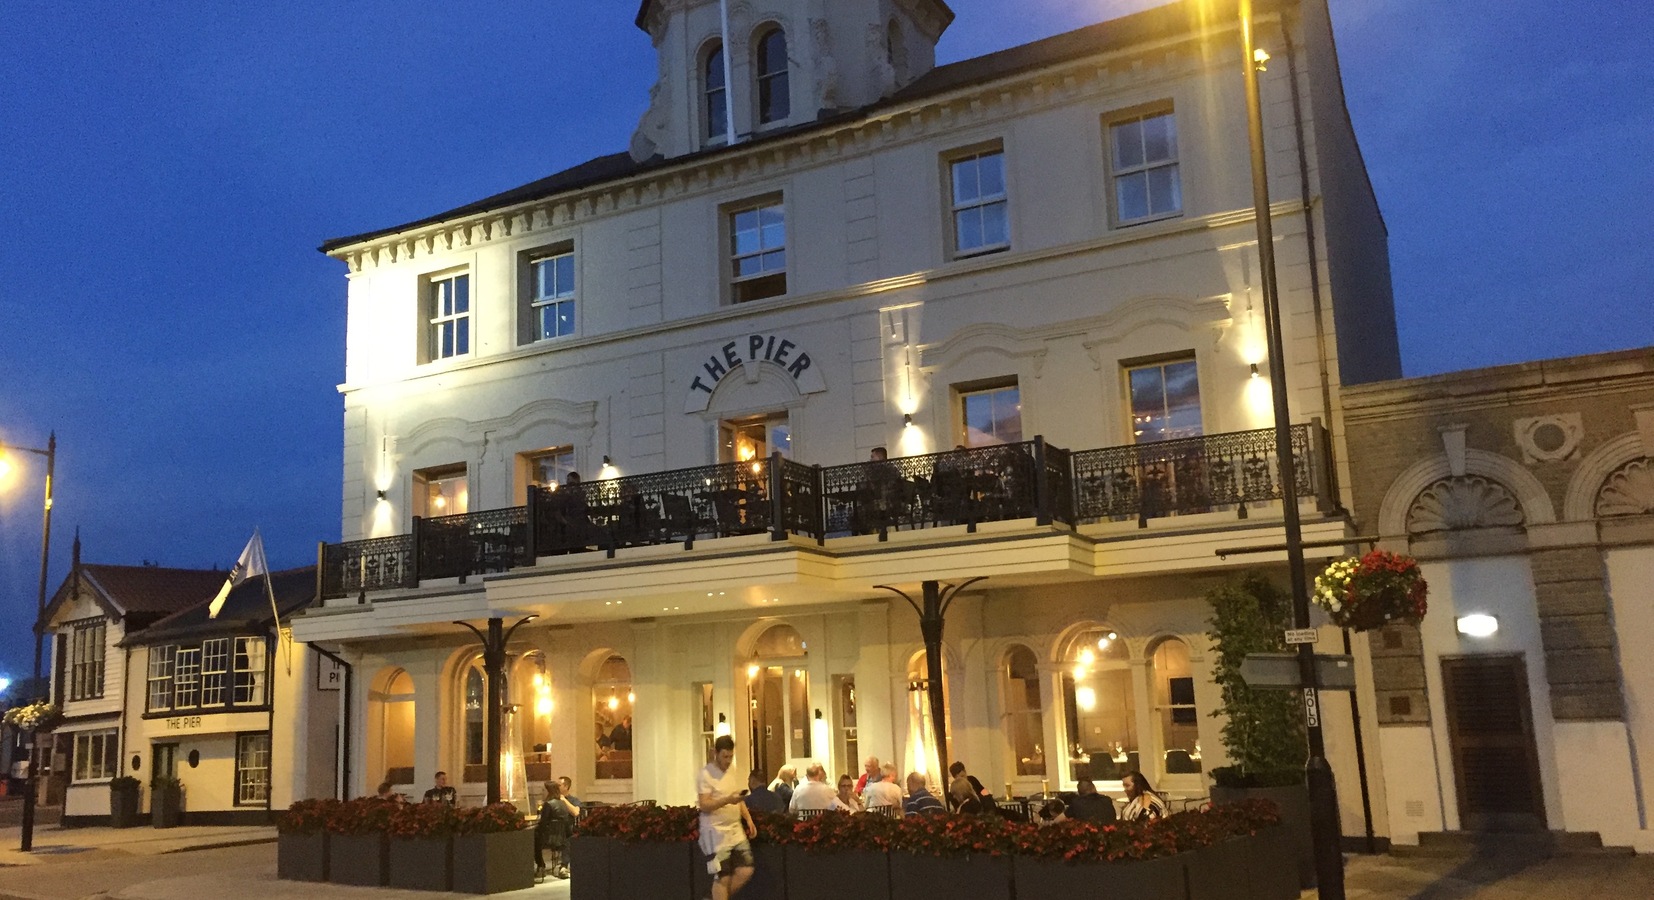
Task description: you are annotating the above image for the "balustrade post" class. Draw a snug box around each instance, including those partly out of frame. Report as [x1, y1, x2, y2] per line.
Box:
[410, 516, 424, 587]
[524, 485, 541, 565]
[813, 464, 826, 545]
[314, 541, 326, 606]
[1032, 436, 1052, 526]
[767, 452, 787, 541]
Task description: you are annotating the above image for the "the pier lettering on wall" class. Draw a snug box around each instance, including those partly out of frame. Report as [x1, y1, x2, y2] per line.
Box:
[684, 333, 827, 412]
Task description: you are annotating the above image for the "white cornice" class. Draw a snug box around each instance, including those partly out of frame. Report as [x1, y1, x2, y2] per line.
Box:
[329, 14, 1269, 273]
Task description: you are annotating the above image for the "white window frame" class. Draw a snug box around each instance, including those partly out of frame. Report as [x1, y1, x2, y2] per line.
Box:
[529, 250, 576, 341]
[147, 645, 176, 712]
[728, 197, 787, 304]
[233, 637, 267, 706]
[426, 271, 472, 362]
[947, 147, 1010, 258]
[704, 42, 727, 145]
[958, 381, 1023, 447]
[174, 646, 201, 710]
[200, 637, 230, 707]
[1109, 109, 1182, 226]
[235, 732, 272, 806]
[1124, 355, 1203, 443]
[72, 729, 119, 783]
[69, 619, 106, 701]
[754, 26, 789, 125]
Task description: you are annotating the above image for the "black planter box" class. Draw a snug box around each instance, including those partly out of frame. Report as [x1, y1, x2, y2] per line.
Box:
[1013, 854, 1184, 900]
[1246, 826, 1301, 900]
[1211, 784, 1316, 889]
[610, 840, 695, 900]
[1186, 836, 1258, 900]
[786, 847, 890, 900]
[329, 832, 390, 886]
[151, 788, 184, 829]
[452, 829, 535, 894]
[568, 835, 613, 900]
[277, 832, 329, 882]
[693, 841, 785, 900]
[890, 852, 1011, 900]
[110, 783, 143, 828]
[389, 835, 454, 891]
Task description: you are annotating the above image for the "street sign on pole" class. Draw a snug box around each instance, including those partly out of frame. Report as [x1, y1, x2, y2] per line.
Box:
[1284, 628, 1319, 645]
[1239, 653, 1357, 691]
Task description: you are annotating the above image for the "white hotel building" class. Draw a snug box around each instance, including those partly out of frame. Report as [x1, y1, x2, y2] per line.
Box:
[293, 0, 1402, 836]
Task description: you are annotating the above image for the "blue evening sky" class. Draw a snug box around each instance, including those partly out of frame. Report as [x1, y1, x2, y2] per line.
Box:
[0, 0, 1649, 675]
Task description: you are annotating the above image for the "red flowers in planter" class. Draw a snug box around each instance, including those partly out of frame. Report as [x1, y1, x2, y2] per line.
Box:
[388, 801, 458, 838]
[277, 798, 342, 835]
[578, 799, 1282, 863]
[454, 802, 529, 834]
[1314, 549, 1428, 632]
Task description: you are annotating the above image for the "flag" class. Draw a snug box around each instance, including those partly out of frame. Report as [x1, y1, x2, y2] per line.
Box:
[208, 530, 268, 619]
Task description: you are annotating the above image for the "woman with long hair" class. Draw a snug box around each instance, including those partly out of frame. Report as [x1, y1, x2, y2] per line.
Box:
[1120, 770, 1168, 822]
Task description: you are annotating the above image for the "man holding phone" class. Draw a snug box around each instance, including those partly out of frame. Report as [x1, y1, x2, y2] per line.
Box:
[697, 734, 757, 900]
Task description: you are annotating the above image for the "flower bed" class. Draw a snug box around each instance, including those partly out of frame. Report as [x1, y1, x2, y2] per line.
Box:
[572, 799, 1287, 900]
[274, 798, 531, 895]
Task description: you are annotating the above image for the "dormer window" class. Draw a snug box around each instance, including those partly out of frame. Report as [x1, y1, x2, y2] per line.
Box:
[704, 42, 727, 144]
[755, 27, 789, 124]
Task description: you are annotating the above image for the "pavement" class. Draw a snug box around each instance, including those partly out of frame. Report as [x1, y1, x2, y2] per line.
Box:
[0, 828, 1646, 900]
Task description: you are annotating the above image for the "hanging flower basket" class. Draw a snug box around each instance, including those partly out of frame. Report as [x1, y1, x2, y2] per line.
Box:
[2, 701, 61, 733]
[1313, 550, 1428, 632]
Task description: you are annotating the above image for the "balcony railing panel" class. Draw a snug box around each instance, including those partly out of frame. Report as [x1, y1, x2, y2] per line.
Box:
[1070, 423, 1326, 526]
[321, 534, 416, 599]
[820, 440, 1064, 537]
[532, 460, 776, 557]
[417, 506, 529, 581]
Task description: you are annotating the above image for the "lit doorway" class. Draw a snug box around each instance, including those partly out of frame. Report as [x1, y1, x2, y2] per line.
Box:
[745, 624, 810, 778]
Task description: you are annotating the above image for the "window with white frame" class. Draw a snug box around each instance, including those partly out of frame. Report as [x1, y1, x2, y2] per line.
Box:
[147, 645, 176, 712]
[69, 619, 106, 701]
[754, 27, 789, 124]
[525, 447, 577, 492]
[1001, 645, 1046, 777]
[948, 148, 1009, 257]
[72, 730, 119, 782]
[729, 198, 786, 303]
[426, 271, 471, 361]
[704, 42, 727, 144]
[235, 732, 272, 806]
[174, 646, 201, 709]
[233, 637, 267, 706]
[1110, 110, 1182, 224]
[1151, 638, 1203, 774]
[414, 464, 468, 518]
[529, 249, 576, 341]
[201, 638, 230, 707]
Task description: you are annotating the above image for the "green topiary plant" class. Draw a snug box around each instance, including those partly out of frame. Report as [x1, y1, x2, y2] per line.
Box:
[1206, 572, 1306, 788]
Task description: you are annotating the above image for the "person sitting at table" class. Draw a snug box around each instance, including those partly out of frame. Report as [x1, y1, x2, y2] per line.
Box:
[1120, 771, 1168, 822]
[422, 771, 457, 806]
[767, 765, 798, 808]
[948, 777, 984, 815]
[1037, 798, 1069, 826]
[903, 772, 946, 816]
[789, 764, 851, 815]
[375, 781, 403, 802]
[535, 780, 577, 880]
[1067, 778, 1117, 823]
[862, 446, 905, 533]
[853, 756, 881, 798]
[836, 773, 865, 813]
[744, 768, 786, 814]
[546, 472, 594, 551]
[607, 715, 633, 752]
[863, 764, 904, 814]
[947, 761, 993, 811]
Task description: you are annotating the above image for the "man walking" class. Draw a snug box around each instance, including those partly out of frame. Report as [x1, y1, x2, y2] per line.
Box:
[698, 735, 757, 900]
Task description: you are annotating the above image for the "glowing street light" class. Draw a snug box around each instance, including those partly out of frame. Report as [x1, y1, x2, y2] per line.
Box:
[0, 431, 55, 854]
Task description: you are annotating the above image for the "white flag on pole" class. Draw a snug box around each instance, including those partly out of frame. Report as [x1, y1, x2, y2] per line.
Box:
[207, 529, 268, 619]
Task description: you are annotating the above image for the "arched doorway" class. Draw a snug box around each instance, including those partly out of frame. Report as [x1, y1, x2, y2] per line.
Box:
[744, 623, 809, 778]
[592, 655, 633, 781]
[1000, 645, 1045, 778]
[368, 668, 416, 790]
[1061, 628, 1135, 781]
[1148, 637, 1202, 776]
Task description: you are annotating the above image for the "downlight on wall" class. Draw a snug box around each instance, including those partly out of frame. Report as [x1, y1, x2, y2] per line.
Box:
[1455, 614, 1499, 638]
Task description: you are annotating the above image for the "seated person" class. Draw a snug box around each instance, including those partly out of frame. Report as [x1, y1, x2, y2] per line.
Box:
[374, 781, 403, 802]
[902, 772, 946, 816]
[1066, 779, 1116, 823]
[535, 781, 578, 880]
[1036, 798, 1069, 827]
[862, 764, 904, 813]
[744, 768, 786, 814]
[788, 764, 851, 814]
[422, 771, 457, 806]
[948, 777, 984, 815]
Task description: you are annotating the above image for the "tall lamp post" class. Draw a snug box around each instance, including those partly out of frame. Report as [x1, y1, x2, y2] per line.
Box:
[0, 432, 56, 853]
[1231, 1, 1345, 896]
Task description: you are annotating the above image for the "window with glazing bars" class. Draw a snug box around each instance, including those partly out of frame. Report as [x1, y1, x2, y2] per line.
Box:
[233, 637, 267, 706]
[70, 620, 106, 701]
[427, 272, 471, 360]
[235, 733, 272, 805]
[200, 638, 229, 706]
[147, 645, 176, 712]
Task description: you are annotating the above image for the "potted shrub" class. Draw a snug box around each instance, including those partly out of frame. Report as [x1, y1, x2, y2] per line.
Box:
[388, 800, 456, 891]
[276, 798, 338, 882]
[1205, 572, 1312, 888]
[326, 797, 395, 886]
[109, 776, 142, 828]
[451, 802, 534, 894]
[150, 775, 185, 828]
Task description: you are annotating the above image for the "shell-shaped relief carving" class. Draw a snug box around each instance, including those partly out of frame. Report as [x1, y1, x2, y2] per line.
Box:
[1597, 457, 1654, 517]
[1405, 475, 1525, 534]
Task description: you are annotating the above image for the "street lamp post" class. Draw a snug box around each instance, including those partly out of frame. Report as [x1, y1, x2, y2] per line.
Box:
[1232, 2, 1346, 896]
[454, 615, 537, 805]
[1, 432, 56, 853]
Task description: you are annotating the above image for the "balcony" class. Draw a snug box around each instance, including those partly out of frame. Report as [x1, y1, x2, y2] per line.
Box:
[318, 422, 1337, 600]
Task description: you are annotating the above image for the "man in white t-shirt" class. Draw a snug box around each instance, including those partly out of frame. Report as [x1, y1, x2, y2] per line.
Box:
[862, 763, 904, 813]
[788, 763, 850, 815]
[697, 734, 757, 900]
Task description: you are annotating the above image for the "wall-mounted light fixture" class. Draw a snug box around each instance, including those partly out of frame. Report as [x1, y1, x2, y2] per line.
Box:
[1249, 363, 1261, 379]
[715, 712, 731, 737]
[603, 455, 612, 466]
[814, 708, 823, 720]
[903, 414, 913, 428]
[1455, 614, 1499, 638]
[376, 489, 387, 501]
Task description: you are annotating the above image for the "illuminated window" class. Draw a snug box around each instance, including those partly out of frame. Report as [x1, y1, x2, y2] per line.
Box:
[948, 147, 1009, 258]
[833, 674, 857, 775]
[755, 27, 789, 124]
[1062, 628, 1135, 782]
[1151, 638, 1202, 774]
[1126, 357, 1202, 442]
[960, 382, 1021, 447]
[729, 198, 787, 303]
[414, 464, 468, 518]
[719, 412, 791, 464]
[463, 660, 487, 772]
[525, 447, 576, 492]
[72, 729, 118, 782]
[233, 637, 267, 706]
[1110, 110, 1181, 224]
[748, 625, 810, 776]
[695, 681, 716, 764]
[235, 733, 271, 805]
[69, 618, 106, 701]
[426, 271, 471, 361]
[594, 655, 633, 781]
[1001, 645, 1045, 777]
[704, 42, 727, 144]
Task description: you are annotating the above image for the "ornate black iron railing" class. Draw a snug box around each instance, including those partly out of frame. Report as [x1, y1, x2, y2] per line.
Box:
[1069, 422, 1330, 526]
[317, 424, 1334, 598]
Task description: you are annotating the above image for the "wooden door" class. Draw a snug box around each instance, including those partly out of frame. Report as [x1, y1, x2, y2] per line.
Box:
[1441, 655, 1546, 831]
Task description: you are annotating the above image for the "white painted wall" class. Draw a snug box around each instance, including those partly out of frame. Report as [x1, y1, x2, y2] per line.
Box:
[1606, 544, 1654, 852]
